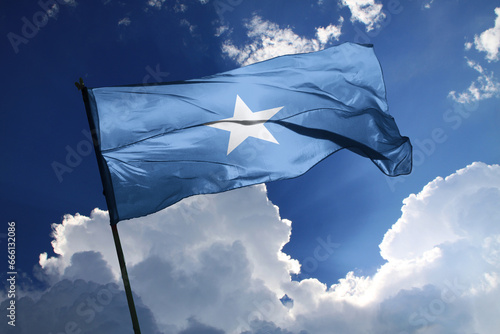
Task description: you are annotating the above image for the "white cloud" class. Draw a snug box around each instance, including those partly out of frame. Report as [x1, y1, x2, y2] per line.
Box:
[118, 17, 131, 26]
[473, 7, 500, 62]
[147, 0, 166, 10]
[279, 162, 500, 333]
[423, 0, 435, 10]
[215, 25, 230, 37]
[448, 58, 500, 104]
[316, 17, 344, 44]
[3, 163, 500, 333]
[36, 185, 297, 333]
[340, 0, 386, 32]
[221, 15, 343, 66]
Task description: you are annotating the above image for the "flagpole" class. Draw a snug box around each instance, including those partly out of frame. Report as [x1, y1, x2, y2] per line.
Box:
[76, 78, 141, 334]
[111, 224, 142, 334]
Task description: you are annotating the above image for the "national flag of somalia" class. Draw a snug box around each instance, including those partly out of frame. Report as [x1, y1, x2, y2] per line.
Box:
[82, 42, 412, 224]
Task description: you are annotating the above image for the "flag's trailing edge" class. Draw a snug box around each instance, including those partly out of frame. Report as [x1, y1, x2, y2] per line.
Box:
[82, 42, 412, 225]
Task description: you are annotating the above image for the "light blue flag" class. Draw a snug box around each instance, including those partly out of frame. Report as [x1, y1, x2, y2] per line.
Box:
[82, 43, 412, 224]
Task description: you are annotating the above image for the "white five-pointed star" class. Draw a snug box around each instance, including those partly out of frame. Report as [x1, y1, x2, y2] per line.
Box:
[205, 95, 283, 155]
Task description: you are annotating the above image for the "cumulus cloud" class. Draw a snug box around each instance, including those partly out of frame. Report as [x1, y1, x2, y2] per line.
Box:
[340, 0, 386, 32]
[473, 7, 500, 62]
[448, 58, 500, 103]
[222, 15, 343, 65]
[36, 185, 297, 333]
[4, 163, 500, 333]
[277, 162, 500, 333]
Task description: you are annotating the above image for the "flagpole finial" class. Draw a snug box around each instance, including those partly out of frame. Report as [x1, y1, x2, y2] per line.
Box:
[75, 77, 85, 91]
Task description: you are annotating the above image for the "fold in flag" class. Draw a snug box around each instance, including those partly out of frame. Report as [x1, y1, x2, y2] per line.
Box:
[82, 42, 412, 224]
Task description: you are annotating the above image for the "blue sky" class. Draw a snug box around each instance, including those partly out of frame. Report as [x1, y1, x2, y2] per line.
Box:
[1, 0, 500, 333]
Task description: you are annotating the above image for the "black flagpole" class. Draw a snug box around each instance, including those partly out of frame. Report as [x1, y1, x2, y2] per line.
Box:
[76, 78, 142, 334]
[111, 224, 142, 334]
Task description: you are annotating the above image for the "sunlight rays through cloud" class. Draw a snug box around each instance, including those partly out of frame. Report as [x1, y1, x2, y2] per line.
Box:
[3, 163, 499, 333]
